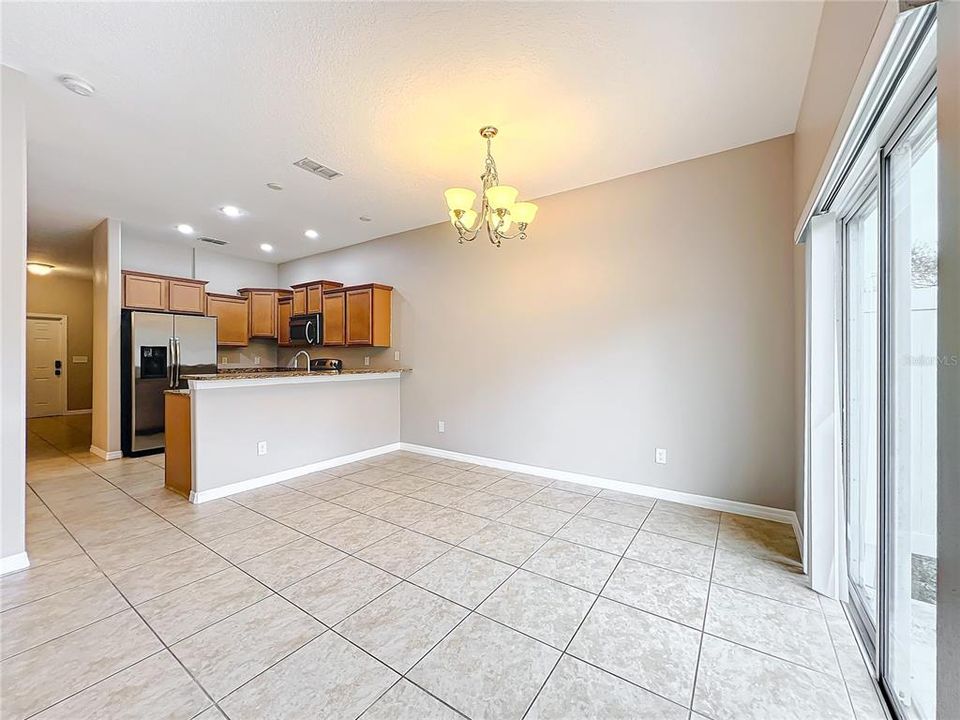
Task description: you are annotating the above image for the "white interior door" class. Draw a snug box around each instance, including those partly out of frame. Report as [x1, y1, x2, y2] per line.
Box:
[26, 316, 65, 418]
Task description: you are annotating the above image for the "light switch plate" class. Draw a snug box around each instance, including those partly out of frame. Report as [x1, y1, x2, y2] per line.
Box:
[364, 356, 370, 366]
[394, 351, 401, 361]
[655, 448, 667, 465]
[438, 420, 445, 433]
[257, 441, 268, 456]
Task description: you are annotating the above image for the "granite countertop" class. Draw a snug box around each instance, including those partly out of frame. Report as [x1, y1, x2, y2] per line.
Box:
[181, 368, 411, 382]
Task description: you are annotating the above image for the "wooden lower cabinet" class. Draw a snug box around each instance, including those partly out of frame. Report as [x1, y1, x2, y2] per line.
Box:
[323, 283, 392, 347]
[206, 293, 249, 346]
[164, 392, 192, 497]
[277, 296, 292, 346]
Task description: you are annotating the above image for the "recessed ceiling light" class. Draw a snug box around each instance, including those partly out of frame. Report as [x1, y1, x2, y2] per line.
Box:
[58, 75, 95, 97]
[26, 262, 55, 276]
[176, 224, 194, 235]
[220, 205, 243, 217]
[359, 216, 372, 222]
[304, 229, 319, 239]
[260, 243, 274, 253]
[266, 183, 283, 191]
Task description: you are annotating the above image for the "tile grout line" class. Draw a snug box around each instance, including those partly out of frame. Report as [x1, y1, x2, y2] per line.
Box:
[17, 433, 819, 719]
[16, 433, 228, 720]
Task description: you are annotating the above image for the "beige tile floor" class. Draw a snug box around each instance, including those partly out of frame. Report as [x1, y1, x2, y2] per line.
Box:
[0, 415, 889, 720]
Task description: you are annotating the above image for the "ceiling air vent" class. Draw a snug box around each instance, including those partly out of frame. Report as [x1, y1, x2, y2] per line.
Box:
[294, 157, 342, 180]
[198, 236, 228, 246]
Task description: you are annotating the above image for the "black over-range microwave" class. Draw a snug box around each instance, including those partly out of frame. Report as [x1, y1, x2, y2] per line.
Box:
[290, 313, 323, 345]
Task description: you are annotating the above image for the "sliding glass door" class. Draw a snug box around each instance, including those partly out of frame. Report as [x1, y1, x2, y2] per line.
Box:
[884, 94, 937, 720]
[844, 187, 881, 650]
[840, 84, 937, 720]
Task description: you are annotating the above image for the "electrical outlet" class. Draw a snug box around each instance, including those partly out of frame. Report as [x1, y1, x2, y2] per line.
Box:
[221, 356, 228, 364]
[438, 420, 445, 433]
[394, 351, 401, 361]
[364, 356, 370, 366]
[257, 441, 268, 456]
[254, 356, 261, 365]
[655, 448, 667, 465]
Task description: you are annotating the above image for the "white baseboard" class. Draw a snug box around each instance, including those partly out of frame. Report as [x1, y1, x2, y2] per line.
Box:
[65, 408, 92, 416]
[0, 552, 30, 576]
[399, 442, 801, 529]
[187, 438, 801, 545]
[89, 445, 123, 461]
[189, 442, 403, 503]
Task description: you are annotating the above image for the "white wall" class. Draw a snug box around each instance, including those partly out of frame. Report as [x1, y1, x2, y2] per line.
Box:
[194, 248, 277, 295]
[91, 219, 121, 457]
[281, 136, 799, 511]
[1, 66, 28, 571]
[793, 0, 894, 227]
[192, 377, 400, 495]
[120, 230, 194, 278]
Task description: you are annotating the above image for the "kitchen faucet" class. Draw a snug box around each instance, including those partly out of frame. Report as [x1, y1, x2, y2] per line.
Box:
[293, 350, 311, 371]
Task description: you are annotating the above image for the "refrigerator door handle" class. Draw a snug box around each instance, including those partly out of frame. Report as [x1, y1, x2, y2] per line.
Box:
[174, 337, 181, 387]
[168, 337, 176, 388]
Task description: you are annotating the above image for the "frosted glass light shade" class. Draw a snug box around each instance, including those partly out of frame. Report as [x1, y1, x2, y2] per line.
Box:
[450, 209, 478, 230]
[489, 211, 512, 232]
[444, 187, 476, 212]
[511, 202, 538, 225]
[485, 185, 519, 210]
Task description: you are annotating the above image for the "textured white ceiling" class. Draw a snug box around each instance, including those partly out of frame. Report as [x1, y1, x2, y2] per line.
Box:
[2, 1, 822, 265]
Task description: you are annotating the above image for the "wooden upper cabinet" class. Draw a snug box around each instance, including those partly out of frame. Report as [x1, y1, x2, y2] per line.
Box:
[324, 283, 392, 347]
[290, 280, 343, 317]
[123, 271, 207, 314]
[277, 296, 292, 347]
[346, 288, 373, 345]
[167, 279, 207, 314]
[307, 285, 323, 314]
[292, 288, 307, 316]
[123, 272, 168, 311]
[322, 290, 345, 346]
[237, 288, 292, 340]
[206, 293, 249, 346]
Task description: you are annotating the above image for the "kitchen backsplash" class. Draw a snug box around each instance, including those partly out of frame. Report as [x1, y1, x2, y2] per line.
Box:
[217, 338, 279, 368]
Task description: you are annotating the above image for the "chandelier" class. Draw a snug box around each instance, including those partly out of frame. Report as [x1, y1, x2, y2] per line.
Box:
[444, 126, 538, 247]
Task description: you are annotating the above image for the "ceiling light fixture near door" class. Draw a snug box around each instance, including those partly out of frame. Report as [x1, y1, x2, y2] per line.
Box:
[220, 205, 244, 218]
[26, 262, 55, 276]
[260, 243, 274, 253]
[445, 126, 538, 247]
[176, 224, 194, 235]
[304, 229, 319, 239]
[58, 74, 95, 97]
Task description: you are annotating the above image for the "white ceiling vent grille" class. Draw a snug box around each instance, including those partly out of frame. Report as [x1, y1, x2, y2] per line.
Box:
[198, 236, 228, 246]
[293, 157, 342, 180]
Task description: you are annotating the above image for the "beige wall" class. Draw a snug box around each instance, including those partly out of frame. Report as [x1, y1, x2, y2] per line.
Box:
[27, 274, 94, 411]
[91, 218, 121, 456]
[1, 66, 28, 567]
[793, 0, 892, 227]
[280, 135, 799, 510]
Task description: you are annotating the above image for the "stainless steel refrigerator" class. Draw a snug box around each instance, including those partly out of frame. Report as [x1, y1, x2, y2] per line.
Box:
[121, 310, 217, 455]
